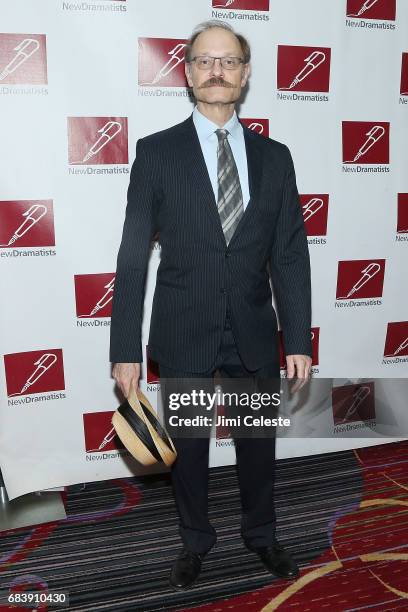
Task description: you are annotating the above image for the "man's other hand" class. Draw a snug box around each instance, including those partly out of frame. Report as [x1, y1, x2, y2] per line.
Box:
[112, 363, 140, 398]
[286, 355, 312, 393]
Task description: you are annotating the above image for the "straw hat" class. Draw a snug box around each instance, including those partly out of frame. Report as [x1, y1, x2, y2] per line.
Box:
[112, 387, 177, 466]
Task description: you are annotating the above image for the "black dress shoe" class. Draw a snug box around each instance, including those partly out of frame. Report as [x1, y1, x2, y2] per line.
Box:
[246, 541, 300, 580]
[169, 548, 204, 590]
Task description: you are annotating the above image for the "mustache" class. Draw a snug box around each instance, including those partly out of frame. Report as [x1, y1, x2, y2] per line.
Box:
[199, 77, 233, 88]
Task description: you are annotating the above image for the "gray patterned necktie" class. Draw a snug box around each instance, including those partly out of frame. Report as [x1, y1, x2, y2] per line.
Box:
[215, 128, 244, 245]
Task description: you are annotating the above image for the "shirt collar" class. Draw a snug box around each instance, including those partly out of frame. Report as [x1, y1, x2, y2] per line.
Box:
[192, 106, 242, 141]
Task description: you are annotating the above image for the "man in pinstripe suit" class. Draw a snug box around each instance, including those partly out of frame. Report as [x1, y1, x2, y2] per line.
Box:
[110, 20, 312, 589]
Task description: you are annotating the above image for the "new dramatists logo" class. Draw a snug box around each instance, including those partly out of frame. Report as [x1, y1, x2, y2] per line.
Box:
[300, 195, 329, 238]
[336, 259, 385, 300]
[215, 404, 230, 440]
[401, 53, 408, 96]
[146, 347, 160, 384]
[383, 322, 408, 359]
[83, 411, 125, 453]
[138, 38, 187, 87]
[0, 34, 47, 84]
[346, 0, 396, 20]
[4, 349, 65, 397]
[240, 118, 269, 137]
[62, 0, 127, 13]
[212, 0, 269, 10]
[397, 194, 408, 234]
[0, 200, 55, 248]
[68, 117, 128, 165]
[277, 46, 331, 93]
[74, 273, 115, 318]
[332, 382, 375, 426]
[342, 121, 389, 164]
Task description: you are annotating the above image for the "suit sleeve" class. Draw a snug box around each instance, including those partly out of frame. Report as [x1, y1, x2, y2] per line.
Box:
[109, 138, 156, 363]
[269, 145, 312, 358]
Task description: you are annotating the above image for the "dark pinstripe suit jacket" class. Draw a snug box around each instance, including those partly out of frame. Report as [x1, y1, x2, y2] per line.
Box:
[109, 113, 312, 371]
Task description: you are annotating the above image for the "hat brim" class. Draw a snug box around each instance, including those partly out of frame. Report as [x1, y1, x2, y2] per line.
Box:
[112, 388, 177, 466]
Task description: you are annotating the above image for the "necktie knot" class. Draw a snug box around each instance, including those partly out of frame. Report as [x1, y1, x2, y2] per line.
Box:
[215, 128, 229, 142]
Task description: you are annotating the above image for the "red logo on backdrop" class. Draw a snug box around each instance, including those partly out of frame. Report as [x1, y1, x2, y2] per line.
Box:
[278, 332, 285, 368]
[83, 412, 125, 453]
[146, 347, 160, 384]
[215, 404, 231, 439]
[336, 259, 385, 300]
[67, 117, 128, 165]
[0, 200, 55, 248]
[300, 195, 329, 236]
[401, 54, 408, 96]
[384, 322, 408, 358]
[277, 46, 331, 93]
[240, 118, 269, 138]
[212, 0, 269, 11]
[74, 273, 115, 318]
[4, 349, 65, 397]
[332, 382, 375, 425]
[0, 34, 47, 85]
[310, 327, 320, 366]
[138, 38, 187, 87]
[342, 121, 389, 164]
[346, 0, 396, 20]
[279, 328, 319, 368]
[397, 194, 408, 233]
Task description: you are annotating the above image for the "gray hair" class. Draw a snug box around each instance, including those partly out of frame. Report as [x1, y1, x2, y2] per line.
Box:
[185, 20, 251, 64]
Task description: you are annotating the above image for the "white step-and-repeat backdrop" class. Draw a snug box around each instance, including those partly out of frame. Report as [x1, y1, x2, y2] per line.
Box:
[1, 0, 407, 499]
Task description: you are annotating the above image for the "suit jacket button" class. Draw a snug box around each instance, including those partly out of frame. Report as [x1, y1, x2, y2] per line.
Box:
[220, 288, 226, 294]
[225, 251, 230, 258]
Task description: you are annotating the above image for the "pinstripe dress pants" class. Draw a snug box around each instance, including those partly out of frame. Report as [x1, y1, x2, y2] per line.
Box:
[158, 308, 280, 554]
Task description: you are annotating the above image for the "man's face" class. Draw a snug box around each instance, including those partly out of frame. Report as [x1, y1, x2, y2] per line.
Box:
[185, 27, 250, 105]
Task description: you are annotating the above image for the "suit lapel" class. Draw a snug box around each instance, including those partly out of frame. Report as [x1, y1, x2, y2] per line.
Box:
[178, 115, 264, 247]
[178, 116, 226, 244]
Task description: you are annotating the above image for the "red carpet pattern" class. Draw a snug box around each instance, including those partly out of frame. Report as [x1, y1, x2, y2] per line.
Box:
[0, 440, 407, 611]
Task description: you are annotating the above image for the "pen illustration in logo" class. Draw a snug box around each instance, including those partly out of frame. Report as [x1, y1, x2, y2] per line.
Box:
[336, 259, 385, 300]
[4, 349, 65, 397]
[0, 200, 55, 248]
[82, 122, 122, 163]
[277, 46, 331, 93]
[346, 0, 396, 20]
[342, 122, 389, 164]
[240, 118, 269, 138]
[74, 273, 115, 318]
[300, 195, 329, 236]
[212, 0, 270, 10]
[383, 322, 408, 358]
[138, 39, 187, 88]
[0, 34, 47, 85]
[146, 347, 160, 384]
[68, 117, 128, 165]
[401, 53, 408, 96]
[332, 382, 375, 425]
[397, 194, 408, 233]
[83, 412, 125, 453]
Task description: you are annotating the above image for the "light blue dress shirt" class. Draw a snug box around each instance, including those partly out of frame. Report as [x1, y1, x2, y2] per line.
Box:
[192, 106, 250, 210]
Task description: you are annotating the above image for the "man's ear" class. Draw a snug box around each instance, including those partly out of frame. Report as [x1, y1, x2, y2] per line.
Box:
[241, 62, 251, 87]
[185, 63, 193, 87]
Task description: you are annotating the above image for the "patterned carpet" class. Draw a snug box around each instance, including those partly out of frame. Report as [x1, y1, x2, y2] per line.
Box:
[0, 440, 407, 611]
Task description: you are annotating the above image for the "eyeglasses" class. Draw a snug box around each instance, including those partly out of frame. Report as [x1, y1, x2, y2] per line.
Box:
[189, 56, 244, 70]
